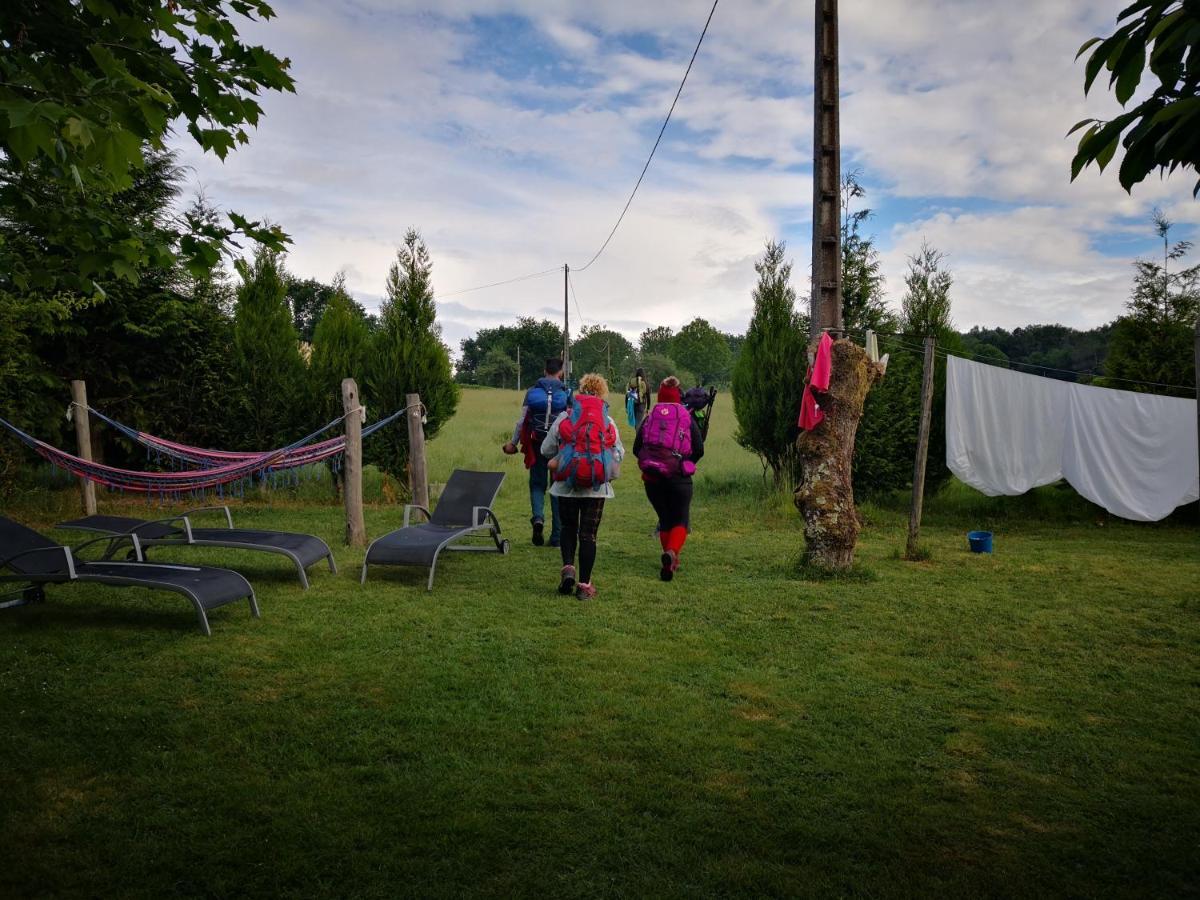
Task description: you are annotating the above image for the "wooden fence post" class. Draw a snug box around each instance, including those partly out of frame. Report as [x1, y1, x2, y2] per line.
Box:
[406, 392, 429, 510]
[905, 336, 936, 559]
[70, 380, 97, 516]
[341, 378, 366, 547]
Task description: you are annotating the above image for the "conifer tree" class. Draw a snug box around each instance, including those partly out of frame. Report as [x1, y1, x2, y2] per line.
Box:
[232, 247, 308, 449]
[366, 228, 459, 484]
[732, 240, 809, 487]
[310, 277, 372, 421]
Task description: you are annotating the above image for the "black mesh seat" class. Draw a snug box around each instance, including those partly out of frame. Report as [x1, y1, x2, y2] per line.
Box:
[362, 470, 509, 590]
[57, 509, 336, 588]
[1, 516, 259, 636]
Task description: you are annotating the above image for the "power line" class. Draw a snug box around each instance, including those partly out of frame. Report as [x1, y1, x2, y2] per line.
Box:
[435, 267, 560, 299]
[572, 0, 720, 273]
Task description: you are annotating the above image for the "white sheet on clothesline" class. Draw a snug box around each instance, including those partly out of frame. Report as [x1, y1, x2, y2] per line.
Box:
[945, 354, 1199, 522]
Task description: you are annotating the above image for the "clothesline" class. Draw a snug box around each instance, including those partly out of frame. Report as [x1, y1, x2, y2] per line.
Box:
[852, 330, 1197, 397]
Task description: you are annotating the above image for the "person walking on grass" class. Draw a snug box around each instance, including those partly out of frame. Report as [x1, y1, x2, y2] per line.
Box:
[627, 367, 652, 429]
[633, 376, 704, 582]
[541, 372, 624, 601]
[503, 357, 571, 547]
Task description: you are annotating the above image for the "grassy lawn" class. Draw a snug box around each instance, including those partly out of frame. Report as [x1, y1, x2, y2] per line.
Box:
[1, 387, 1197, 897]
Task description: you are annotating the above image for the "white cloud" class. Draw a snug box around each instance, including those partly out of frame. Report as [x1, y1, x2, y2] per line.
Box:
[172, 0, 1198, 348]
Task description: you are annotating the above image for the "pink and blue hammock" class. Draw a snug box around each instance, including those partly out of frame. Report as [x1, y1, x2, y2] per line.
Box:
[0, 404, 409, 499]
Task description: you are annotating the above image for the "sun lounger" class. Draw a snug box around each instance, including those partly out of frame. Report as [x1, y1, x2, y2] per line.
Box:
[1, 516, 258, 636]
[361, 470, 509, 590]
[56, 506, 336, 588]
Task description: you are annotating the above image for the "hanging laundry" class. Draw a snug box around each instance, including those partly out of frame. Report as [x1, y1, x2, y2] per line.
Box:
[945, 355, 1198, 522]
[798, 332, 834, 431]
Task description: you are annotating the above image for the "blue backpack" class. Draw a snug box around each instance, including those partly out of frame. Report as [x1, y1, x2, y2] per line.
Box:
[523, 377, 571, 446]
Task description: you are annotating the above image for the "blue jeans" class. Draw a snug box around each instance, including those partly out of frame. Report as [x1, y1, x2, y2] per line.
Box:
[529, 456, 560, 542]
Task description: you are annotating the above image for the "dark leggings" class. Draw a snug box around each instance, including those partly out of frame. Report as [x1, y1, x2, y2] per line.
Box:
[644, 478, 694, 531]
[558, 496, 605, 584]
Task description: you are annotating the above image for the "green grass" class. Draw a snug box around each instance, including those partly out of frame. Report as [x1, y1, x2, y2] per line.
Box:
[1, 388, 1197, 897]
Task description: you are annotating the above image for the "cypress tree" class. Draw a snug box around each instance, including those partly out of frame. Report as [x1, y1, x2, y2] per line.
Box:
[232, 248, 308, 449]
[310, 279, 371, 421]
[366, 228, 459, 484]
[732, 240, 809, 488]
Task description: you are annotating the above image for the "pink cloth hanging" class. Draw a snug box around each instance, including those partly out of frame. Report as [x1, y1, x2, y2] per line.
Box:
[798, 333, 833, 431]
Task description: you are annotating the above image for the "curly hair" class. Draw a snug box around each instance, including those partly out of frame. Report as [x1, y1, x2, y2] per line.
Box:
[578, 372, 609, 397]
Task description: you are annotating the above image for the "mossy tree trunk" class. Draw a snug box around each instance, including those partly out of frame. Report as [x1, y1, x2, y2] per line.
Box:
[794, 338, 882, 569]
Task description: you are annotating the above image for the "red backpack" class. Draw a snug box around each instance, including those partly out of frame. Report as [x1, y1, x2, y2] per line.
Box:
[552, 395, 618, 489]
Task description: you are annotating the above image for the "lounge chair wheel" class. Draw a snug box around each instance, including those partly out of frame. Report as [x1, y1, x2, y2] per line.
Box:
[501, 540, 511, 555]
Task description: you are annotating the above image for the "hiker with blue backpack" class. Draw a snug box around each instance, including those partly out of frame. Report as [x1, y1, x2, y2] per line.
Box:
[633, 376, 705, 582]
[503, 357, 572, 547]
[540, 372, 624, 601]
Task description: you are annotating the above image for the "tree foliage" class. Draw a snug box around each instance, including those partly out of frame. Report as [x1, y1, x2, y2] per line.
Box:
[732, 241, 808, 486]
[1100, 210, 1198, 396]
[1070, 1, 1200, 196]
[457, 317, 563, 387]
[310, 283, 372, 422]
[840, 170, 896, 335]
[672, 318, 733, 385]
[366, 229, 459, 484]
[571, 325, 635, 387]
[901, 242, 954, 340]
[0, 0, 294, 293]
[638, 326, 675, 358]
[232, 248, 308, 450]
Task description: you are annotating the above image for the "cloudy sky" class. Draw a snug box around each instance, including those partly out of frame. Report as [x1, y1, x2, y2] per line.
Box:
[174, 0, 1199, 351]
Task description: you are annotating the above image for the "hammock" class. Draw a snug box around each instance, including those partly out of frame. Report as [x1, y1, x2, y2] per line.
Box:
[84, 405, 410, 470]
[0, 405, 410, 496]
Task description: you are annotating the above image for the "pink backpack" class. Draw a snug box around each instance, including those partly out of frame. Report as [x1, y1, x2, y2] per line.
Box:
[637, 403, 695, 478]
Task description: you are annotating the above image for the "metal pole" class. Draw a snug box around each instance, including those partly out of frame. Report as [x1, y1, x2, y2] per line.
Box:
[70, 380, 97, 515]
[905, 337, 936, 559]
[563, 264, 571, 381]
[516, 345, 521, 392]
[810, 0, 842, 340]
[341, 378, 366, 547]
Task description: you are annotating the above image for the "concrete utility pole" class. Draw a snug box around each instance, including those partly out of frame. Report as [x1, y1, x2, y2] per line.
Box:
[810, 0, 843, 340]
[563, 264, 571, 382]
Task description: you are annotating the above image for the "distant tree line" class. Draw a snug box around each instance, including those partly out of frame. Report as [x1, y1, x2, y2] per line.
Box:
[456, 316, 743, 390]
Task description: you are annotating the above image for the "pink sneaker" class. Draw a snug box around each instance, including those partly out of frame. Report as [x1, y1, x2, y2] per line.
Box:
[575, 581, 597, 601]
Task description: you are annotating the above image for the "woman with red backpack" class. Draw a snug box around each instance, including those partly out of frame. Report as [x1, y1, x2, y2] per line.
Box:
[633, 376, 705, 581]
[540, 373, 625, 601]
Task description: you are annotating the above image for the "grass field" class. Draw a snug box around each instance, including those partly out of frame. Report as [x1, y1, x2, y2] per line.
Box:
[1, 387, 1197, 897]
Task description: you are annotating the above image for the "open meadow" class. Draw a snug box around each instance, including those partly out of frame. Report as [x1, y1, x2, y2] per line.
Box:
[1, 387, 1198, 897]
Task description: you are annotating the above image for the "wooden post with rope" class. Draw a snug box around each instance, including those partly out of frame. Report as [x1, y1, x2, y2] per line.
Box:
[70, 380, 97, 516]
[406, 392, 429, 511]
[341, 378, 366, 548]
[905, 336, 936, 559]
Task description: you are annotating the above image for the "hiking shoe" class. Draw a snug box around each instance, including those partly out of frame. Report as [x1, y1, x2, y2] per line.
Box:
[660, 551, 678, 582]
[548, 537, 560, 548]
[558, 565, 577, 595]
[531, 518, 545, 546]
[575, 581, 597, 601]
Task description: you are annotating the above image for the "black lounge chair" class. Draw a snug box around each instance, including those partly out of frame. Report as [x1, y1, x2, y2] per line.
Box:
[56, 506, 336, 588]
[362, 470, 510, 590]
[0, 516, 258, 636]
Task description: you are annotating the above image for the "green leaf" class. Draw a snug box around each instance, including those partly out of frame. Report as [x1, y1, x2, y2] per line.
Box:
[1075, 36, 1103, 59]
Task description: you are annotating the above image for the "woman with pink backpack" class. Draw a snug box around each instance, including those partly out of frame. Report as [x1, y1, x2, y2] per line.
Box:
[633, 376, 705, 581]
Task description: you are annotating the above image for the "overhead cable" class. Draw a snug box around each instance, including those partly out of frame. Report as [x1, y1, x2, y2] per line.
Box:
[572, 0, 720, 273]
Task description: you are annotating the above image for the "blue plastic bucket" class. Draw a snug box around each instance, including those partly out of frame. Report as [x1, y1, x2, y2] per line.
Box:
[967, 530, 993, 554]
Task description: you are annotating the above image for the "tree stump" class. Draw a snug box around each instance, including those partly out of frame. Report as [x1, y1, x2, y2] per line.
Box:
[794, 338, 882, 570]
